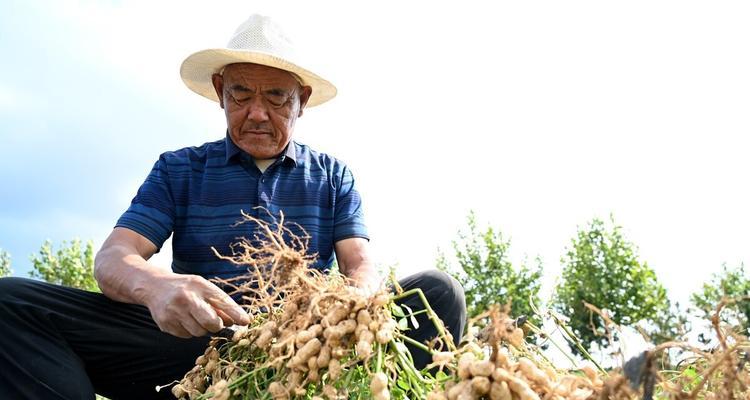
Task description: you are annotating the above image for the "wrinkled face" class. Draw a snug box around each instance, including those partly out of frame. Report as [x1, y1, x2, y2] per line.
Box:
[212, 63, 312, 159]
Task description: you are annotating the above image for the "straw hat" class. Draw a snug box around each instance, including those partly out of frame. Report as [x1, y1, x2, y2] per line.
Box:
[180, 15, 336, 107]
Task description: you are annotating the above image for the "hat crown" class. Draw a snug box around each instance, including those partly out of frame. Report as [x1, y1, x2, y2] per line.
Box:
[226, 14, 296, 60]
[180, 14, 336, 107]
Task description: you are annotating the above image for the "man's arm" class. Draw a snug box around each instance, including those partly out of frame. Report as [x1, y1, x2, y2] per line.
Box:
[335, 237, 380, 294]
[94, 227, 250, 338]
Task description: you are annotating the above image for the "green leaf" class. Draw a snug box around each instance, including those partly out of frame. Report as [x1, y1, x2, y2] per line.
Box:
[401, 304, 420, 329]
[391, 304, 405, 318]
[435, 370, 449, 380]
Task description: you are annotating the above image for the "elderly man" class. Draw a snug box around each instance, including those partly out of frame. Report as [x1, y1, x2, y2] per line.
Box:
[0, 15, 466, 399]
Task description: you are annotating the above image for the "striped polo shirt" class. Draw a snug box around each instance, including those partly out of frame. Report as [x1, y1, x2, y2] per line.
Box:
[116, 134, 369, 279]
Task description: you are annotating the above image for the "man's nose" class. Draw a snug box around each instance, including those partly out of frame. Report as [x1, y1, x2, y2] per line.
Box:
[246, 97, 269, 122]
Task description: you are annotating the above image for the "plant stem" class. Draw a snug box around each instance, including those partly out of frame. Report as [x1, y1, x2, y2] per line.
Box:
[391, 288, 457, 352]
[390, 341, 429, 397]
[396, 332, 432, 353]
[690, 343, 740, 398]
[376, 343, 384, 372]
[406, 309, 429, 317]
[389, 341, 428, 385]
[551, 313, 606, 374]
[524, 321, 579, 368]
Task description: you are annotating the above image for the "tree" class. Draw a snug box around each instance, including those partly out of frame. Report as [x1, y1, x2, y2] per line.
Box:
[0, 249, 11, 277]
[437, 211, 543, 324]
[29, 239, 99, 292]
[552, 216, 670, 355]
[648, 301, 689, 345]
[691, 263, 750, 336]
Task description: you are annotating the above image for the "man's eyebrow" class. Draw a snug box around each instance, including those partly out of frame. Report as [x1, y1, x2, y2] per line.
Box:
[263, 88, 288, 95]
[229, 85, 290, 94]
[229, 84, 253, 92]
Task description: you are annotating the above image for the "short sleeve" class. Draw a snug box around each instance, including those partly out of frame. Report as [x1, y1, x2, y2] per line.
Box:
[333, 165, 369, 242]
[115, 155, 175, 250]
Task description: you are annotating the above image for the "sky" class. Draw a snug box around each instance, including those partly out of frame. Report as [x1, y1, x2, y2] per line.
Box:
[1, 0, 749, 320]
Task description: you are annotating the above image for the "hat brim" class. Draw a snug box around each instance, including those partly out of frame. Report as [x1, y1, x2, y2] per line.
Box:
[180, 49, 337, 107]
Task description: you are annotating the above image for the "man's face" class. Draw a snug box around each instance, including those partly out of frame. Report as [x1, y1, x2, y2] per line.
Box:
[212, 63, 312, 159]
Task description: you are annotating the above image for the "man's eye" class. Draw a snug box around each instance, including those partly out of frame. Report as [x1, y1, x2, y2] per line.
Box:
[228, 90, 252, 103]
[265, 94, 287, 106]
[226, 88, 291, 107]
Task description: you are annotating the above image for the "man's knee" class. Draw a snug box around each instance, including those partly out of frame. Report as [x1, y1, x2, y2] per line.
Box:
[398, 270, 467, 350]
[400, 270, 467, 323]
[419, 269, 463, 293]
[408, 270, 465, 306]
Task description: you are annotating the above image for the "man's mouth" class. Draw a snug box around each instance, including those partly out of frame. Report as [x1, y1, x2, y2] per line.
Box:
[243, 130, 271, 135]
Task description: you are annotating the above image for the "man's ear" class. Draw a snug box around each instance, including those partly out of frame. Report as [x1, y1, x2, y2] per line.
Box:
[298, 86, 312, 117]
[211, 73, 225, 109]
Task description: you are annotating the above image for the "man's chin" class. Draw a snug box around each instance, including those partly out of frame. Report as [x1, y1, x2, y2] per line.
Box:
[232, 137, 272, 157]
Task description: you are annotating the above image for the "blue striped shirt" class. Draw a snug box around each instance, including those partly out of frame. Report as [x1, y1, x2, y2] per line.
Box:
[116, 134, 368, 279]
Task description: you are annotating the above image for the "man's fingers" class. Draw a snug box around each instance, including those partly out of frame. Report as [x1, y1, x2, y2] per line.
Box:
[205, 288, 250, 325]
[191, 301, 224, 333]
[180, 316, 209, 338]
[215, 308, 235, 326]
[162, 322, 192, 339]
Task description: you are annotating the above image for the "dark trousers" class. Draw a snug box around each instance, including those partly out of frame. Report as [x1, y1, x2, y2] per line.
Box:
[0, 271, 465, 399]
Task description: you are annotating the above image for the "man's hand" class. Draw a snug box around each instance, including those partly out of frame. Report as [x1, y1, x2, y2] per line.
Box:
[143, 273, 250, 338]
[95, 227, 250, 339]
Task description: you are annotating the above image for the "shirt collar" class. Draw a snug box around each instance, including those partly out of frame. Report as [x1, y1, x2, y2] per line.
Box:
[224, 131, 298, 167]
[225, 131, 242, 163]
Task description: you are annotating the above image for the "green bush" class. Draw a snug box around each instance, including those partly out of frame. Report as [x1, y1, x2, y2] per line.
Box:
[29, 239, 99, 292]
[552, 216, 671, 355]
[437, 211, 543, 325]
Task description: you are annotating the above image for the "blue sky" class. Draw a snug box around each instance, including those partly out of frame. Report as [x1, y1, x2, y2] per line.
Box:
[0, 1, 213, 275]
[1, 0, 749, 317]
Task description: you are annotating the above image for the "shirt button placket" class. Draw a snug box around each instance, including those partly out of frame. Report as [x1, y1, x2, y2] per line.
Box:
[258, 173, 269, 209]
